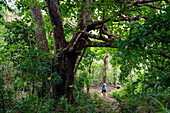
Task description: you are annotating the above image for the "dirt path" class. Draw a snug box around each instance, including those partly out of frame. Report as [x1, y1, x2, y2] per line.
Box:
[84, 84, 144, 113]
[84, 84, 119, 112]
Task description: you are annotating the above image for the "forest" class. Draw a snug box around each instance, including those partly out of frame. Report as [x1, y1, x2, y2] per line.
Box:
[0, 0, 169, 112]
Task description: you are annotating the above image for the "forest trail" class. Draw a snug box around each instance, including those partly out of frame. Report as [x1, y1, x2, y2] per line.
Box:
[84, 84, 120, 112]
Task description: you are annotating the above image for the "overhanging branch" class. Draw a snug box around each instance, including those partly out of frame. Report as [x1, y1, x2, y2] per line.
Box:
[84, 32, 113, 42]
[134, 3, 163, 9]
[87, 15, 150, 32]
[86, 16, 113, 31]
[131, 0, 162, 6]
[101, 27, 119, 39]
[86, 39, 117, 48]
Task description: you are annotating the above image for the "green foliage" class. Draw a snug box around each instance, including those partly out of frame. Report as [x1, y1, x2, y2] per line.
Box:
[0, 0, 169, 112]
[109, 7, 170, 112]
[116, 6, 170, 87]
[4, 18, 35, 48]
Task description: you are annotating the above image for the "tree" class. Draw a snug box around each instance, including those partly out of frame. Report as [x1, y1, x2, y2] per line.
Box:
[102, 54, 109, 83]
[4, 0, 169, 103]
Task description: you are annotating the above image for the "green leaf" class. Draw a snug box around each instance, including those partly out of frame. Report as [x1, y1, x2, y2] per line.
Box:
[129, 37, 137, 42]
[139, 37, 145, 45]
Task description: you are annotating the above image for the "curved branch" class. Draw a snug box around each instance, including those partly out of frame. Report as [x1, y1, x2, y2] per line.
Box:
[87, 15, 149, 32]
[63, 0, 94, 52]
[101, 28, 119, 39]
[134, 3, 163, 10]
[86, 39, 118, 48]
[73, 47, 87, 75]
[145, 3, 163, 9]
[123, 0, 165, 10]
[85, 32, 112, 42]
[86, 16, 112, 31]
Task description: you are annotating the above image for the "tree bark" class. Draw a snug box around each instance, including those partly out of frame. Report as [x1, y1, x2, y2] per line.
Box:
[44, 0, 79, 103]
[29, 3, 50, 53]
[52, 53, 78, 103]
[29, 2, 50, 98]
[45, 0, 67, 53]
[113, 67, 117, 87]
[87, 60, 92, 93]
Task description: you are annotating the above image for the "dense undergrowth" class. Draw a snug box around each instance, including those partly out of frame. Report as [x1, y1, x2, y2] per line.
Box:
[0, 76, 113, 113]
[112, 87, 170, 113]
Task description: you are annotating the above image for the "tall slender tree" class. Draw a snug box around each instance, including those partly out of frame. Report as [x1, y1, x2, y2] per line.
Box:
[102, 54, 109, 83]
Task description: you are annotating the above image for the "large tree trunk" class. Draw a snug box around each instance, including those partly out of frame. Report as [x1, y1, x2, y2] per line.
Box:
[45, 0, 82, 103]
[52, 52, 78, 103]
[45, 0, 93, 103]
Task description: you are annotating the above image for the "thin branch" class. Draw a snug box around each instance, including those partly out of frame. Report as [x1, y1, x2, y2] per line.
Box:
[101, 27, 119, 39]
[159, 52, 170, 59]
[122, 0, 160, 6]
[135, 3, 163, 10]
[87, 0, 167, 32]
[87, 15, 149, 31]
[131, 0, 161, 6]
[152, 1, 162, 15]
[86, 16, 112, 31]
[73, 47, 87, 75]
[86, 39, 118, 48]
[42, 5, 48, 14]
[137, 11, 149, 20]
[124, 0, 165, 10]
[66, 18, 77, 28]
[114, 16, 145, 22]
[146, 3, 163, 9]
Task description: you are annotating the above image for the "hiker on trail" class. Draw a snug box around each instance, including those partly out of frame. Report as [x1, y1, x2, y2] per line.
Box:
[102, 82, 106, 97]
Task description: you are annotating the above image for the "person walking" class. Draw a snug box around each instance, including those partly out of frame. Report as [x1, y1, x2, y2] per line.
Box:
[102, 82, 106, 97]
